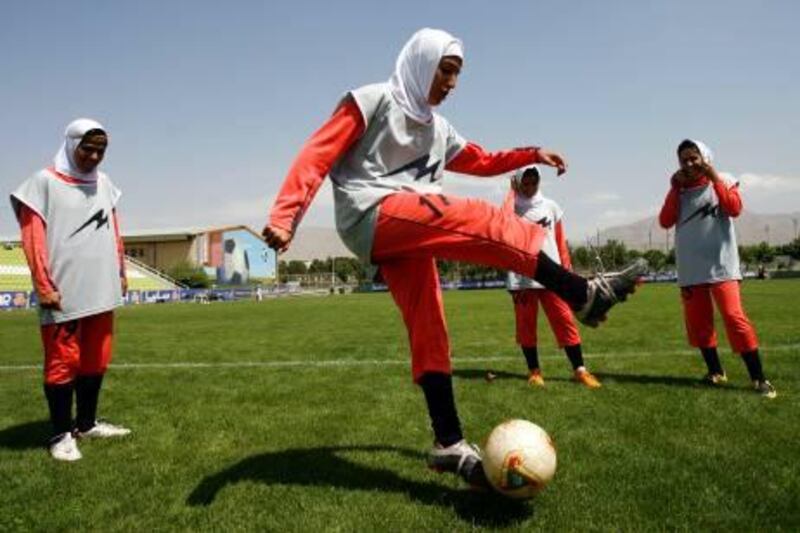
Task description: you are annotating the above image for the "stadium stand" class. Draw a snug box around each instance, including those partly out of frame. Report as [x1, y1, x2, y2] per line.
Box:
[0, 244, 181, 293]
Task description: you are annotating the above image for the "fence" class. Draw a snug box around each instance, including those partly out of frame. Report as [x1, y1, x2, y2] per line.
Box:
[0, 285, 305, 312]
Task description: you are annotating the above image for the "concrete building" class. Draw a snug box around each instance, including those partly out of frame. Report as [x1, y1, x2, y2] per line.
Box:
[123, 225, 276, 283]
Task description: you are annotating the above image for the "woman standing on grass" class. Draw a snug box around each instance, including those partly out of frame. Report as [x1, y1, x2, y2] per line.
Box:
[503, 166, 602, 389]
[10, 118, 131, 461]
[658, 139, 776, 398]
[262, 28, 646, 487]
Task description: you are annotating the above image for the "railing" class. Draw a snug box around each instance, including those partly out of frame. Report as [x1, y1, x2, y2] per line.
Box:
[124, 255, 188, 289]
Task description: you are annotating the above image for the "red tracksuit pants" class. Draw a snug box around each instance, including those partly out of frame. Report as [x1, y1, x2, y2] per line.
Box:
[372, 192, 546, 382]
[680, 280, 758, 353]
[511, 289, 581, 348]
[40, 311, 115, 385]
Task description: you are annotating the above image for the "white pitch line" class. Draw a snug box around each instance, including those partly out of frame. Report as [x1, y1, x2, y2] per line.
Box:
[0, 343, 798, 372]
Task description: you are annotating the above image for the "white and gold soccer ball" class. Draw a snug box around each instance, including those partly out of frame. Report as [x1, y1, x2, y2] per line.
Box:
[483, 419, 557, 499]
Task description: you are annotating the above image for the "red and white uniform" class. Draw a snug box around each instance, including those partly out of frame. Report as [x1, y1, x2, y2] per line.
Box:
[269, 30, 548, 381]
[503, 181, 580, 348]
[659, 139, 757, 353]
[10, 119, 125, 384]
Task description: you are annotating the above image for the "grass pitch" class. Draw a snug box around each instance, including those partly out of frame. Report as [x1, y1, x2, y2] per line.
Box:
[1, 281, 798, 531]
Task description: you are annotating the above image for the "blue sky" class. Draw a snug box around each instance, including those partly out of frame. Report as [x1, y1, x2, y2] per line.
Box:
[1, 0, 798, 241]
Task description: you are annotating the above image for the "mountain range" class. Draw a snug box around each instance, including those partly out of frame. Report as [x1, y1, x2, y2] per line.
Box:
[282, 210, 800, 261]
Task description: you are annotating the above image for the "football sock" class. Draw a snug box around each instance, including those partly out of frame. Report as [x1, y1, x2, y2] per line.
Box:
[75, 374, 104, 432]
[532, 252, 589, 310]
[419, 372, 463, 448]
[564, 344, 584, 370]
[700, 347, 724, 375]
[522, 346, 540, 371]
[44, 382, 74, 436]
[741, 350, 765, 382]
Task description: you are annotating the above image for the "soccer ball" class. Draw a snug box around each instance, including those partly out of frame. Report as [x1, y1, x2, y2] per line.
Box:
[482, 419, 557, 499]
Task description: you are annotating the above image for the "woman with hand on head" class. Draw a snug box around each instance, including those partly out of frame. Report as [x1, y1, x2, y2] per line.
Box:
[659, 139, 775, 398]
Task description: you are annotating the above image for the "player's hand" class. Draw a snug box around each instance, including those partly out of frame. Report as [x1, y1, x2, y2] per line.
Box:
[698, 161, 720, 182]
[38, 291, 62, 311]
[670, 169, 688, 188]
[537, 149, 567, 176]
[262, 224, 293, 253]
[121, 277, 128, 297]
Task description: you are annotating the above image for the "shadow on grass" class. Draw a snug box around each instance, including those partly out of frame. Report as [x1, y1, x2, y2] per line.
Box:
[187, 444, 532, 527]
[595, 372, 750, 392]
[0, 420, 50, 450]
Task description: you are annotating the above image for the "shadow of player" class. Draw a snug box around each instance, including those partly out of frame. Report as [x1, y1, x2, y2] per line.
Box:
[0, 420, 51, 450]
[594, 371, 749, 392]
[186, 444, 532, 527]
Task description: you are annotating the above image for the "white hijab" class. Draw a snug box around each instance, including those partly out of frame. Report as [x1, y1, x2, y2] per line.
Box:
[511, 166, 543, 206]
[679, 138, 714, 164]
[389, 28, 463, 124]
[53, 118, 106, 182]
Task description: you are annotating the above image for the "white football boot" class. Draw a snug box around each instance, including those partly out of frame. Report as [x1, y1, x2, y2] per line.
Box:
[49, 432, 82, 462]
[76, 420, 131, 439]
[427, 439, 489, 489]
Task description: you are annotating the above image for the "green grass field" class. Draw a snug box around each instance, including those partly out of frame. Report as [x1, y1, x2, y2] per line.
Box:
[1, 281, 798, 531]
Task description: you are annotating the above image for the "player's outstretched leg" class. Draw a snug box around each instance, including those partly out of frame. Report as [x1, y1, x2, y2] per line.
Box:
[573, 258, 649, 327]
[375, 192, 648, 329]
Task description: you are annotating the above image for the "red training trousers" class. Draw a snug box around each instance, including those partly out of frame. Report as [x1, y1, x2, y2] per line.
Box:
[511, 289, 581, 348]
[372, 192, 546, 382]
[40, 311, 115, 385]
[680, 280, 758, 353]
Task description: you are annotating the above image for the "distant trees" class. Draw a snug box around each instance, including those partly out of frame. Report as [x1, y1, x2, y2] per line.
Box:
[278, 257, 367, 285]
[274, 237, 800, 286]
[167, 261, 211, 288]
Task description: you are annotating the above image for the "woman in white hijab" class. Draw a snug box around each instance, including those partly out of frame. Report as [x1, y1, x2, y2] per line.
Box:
[659, 139, 776, 398]
[504, 166, 601, 390]
[10, 119, 131, 462]
[262, 28, 646, 488]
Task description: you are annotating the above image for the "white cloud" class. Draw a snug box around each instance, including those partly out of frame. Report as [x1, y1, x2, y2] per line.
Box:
[735, 172, 800, 192]
[580, 192, 621, 205]
[442, 174, 508, 205]
[597, 204, 659, 225]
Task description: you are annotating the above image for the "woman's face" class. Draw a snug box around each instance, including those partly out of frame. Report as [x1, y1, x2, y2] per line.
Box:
[678, 146, 704, 180]
[427, 55, 462, 106]
[518, 173, 540, 198]
[73, 133, 107, 173]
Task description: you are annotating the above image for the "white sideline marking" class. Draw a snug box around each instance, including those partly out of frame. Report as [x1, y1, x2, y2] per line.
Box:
[0, 344, 798, 372]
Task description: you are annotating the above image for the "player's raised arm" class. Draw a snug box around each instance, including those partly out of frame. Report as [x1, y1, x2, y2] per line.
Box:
[262, 97, 365, 252]
[445, 142, 568, 177]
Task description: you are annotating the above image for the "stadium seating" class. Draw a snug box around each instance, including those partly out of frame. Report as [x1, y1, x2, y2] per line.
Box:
[0, 245, 178, 292]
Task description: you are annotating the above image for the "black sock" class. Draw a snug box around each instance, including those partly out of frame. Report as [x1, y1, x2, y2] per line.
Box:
[700, 347, 724, 375]
[741, 350, 765, 382]
[419, 372, 463, 447]
[532, 252, 589, 310]
[75, 374, 104, 432]
[44, 382, 74, 436]
[564, 344, 584, 370]
[522, 346, 539, 371]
